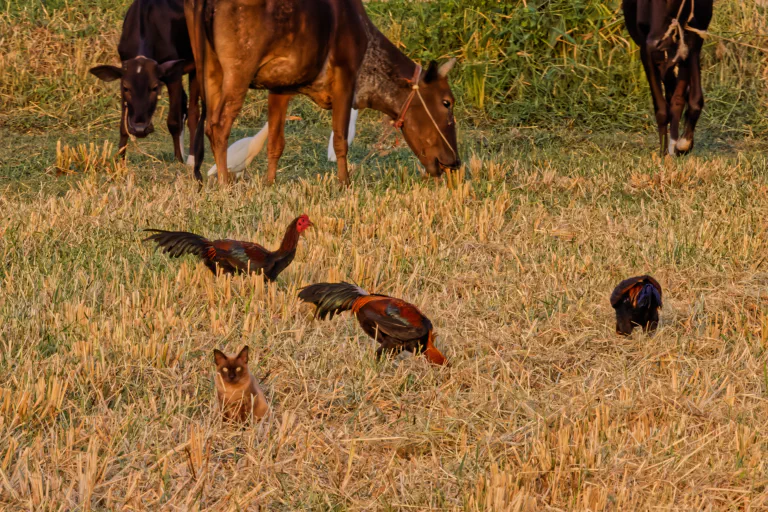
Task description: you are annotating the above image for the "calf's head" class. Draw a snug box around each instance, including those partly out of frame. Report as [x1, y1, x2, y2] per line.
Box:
[400, 59, 461, 177]
[90, 56, 187, 137]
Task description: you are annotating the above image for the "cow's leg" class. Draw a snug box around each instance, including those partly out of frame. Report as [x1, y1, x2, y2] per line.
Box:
[677, 42, 704, 155]
[265, 92, 291, 185]
[118, 101, 129, 160]
[667, 66, 688, 156]
[187, 71, 200, 168]
[207, 71, 249, 185]
[331, 72, 355, 186]
[639, 46, 669, 157]
[166, 79, 186, 163]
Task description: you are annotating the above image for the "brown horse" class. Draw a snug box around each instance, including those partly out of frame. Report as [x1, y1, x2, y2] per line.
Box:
[185, 0, 461, 185]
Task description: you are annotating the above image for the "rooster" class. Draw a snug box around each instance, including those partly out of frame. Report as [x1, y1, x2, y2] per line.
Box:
[144, 214, 313, 281]
[610, 275, 663, 336]
[298, 282, 447, 365]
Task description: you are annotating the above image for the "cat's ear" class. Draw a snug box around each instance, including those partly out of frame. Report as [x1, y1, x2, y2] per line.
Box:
[213, 349, 227, 366]
[236, 346, 249, 364]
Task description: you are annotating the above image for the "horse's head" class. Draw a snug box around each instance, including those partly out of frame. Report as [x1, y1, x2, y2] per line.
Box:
[90, 57, 187, 137]
[400, 59, 461, 176]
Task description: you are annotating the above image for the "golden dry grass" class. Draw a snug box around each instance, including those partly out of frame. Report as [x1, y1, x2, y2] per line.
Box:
[1, 150, 768, 509]
[2, 0, 768, 509]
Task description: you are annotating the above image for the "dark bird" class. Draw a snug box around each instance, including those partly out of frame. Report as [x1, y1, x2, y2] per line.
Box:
[298, 282, 447, 365]
[144, 214, 313, 281]
[610, 275, 663, 336]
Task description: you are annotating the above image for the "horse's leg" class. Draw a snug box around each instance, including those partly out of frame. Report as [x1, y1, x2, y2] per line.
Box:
[331, 71, 355, 186]
[666, 66, 688, 156]
[166, 79, 185, 163]
[677, 40, 704, 155]
[118, 100, 129, 160]
[187, 71, 200, 168]
[265, 92, 291, 185]
[639, 46, 669, 157]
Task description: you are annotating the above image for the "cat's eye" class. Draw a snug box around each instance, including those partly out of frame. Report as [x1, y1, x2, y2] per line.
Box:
[221, 368, 228, 373]
[235, 367, 242, 373]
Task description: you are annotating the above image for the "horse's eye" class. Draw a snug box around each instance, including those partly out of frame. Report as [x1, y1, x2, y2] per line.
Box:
[442, 100, 451, 109]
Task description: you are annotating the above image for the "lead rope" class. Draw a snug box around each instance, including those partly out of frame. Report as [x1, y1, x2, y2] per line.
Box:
[662, 0, 709, 64]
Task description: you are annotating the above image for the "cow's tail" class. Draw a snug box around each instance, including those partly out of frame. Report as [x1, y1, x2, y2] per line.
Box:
[189, 0, 208, 182]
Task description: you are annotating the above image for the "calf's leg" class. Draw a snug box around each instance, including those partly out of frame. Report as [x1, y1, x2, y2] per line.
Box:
[667, 66, 689, 156]
[640, 46, 669, 157]
[118, 101, 129, 160]
[677, 42, 704, 155]
[166, 79, 186, 163]
[187, 71, 200, 167]
[265, 93, 291, 185]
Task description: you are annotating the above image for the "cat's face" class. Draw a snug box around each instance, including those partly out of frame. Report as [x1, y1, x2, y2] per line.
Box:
[213, 346, 250, 385]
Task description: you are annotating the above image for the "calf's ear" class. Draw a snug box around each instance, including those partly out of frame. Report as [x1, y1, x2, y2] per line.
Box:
[158, 59, 189, 84]
[89, 65, 123, 82]
[438, 58, 457, 78]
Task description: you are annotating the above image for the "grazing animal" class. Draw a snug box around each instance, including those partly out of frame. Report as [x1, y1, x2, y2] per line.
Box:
[623, 0, 713, 156]
[611, 275, 663, 336]
[298, 282, 447, 365]
[90, 0, 200, 172]
[214, 346, 269, 422]
[144, 214, 313, 280]
[185, 0, 461, 185]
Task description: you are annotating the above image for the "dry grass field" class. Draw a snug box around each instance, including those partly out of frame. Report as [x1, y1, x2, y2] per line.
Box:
[2, 0, 768, 510]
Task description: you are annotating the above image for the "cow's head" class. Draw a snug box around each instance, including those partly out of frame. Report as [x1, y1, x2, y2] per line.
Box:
[90, 56, 187, 137]
[399, 59, 461, 177]
[645, 0, 685, 53]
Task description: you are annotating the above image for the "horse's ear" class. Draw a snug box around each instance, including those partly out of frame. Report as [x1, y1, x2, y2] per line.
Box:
[424, 60, 439, 83]
[438, 58, 457, 78]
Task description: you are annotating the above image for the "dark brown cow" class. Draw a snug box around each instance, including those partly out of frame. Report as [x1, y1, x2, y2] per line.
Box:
[624, 0, 712, 156]
[185, 0, 461, 185]
[90, 0, 201, 174]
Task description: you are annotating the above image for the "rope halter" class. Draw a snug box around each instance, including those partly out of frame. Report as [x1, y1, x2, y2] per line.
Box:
[392, 64, 457, 160]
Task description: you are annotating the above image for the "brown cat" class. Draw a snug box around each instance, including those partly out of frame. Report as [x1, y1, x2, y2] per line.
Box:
[213, 346, 269, 422]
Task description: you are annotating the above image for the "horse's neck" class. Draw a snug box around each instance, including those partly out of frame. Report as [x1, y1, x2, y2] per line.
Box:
[353, 24, 415, 120]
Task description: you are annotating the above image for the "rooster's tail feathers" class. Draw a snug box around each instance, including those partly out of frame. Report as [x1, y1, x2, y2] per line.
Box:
[298, 282, 369, 320]
[143, 229, 212, 259]
[636, 282, 663, 309]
